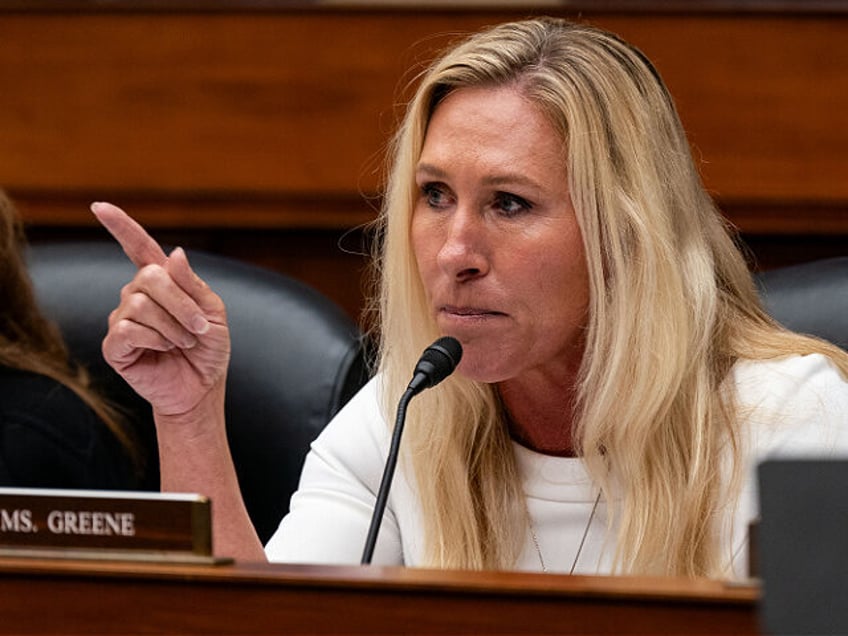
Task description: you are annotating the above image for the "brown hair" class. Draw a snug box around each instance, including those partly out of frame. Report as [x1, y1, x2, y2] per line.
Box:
[0, 190, 141, 473]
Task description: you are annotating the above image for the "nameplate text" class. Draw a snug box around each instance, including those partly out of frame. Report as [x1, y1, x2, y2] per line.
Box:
[0, 488, 220, 563]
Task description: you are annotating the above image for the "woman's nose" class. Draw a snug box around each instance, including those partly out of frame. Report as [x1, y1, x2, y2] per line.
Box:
[436, 208, 489, 282]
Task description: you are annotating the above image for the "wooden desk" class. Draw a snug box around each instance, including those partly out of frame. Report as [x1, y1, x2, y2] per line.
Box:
[0, 557, 758, 634]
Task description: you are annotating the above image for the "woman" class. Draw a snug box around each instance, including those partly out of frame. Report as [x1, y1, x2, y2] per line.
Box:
[0, 191, 141, 488]
[93, 18, 848, 579]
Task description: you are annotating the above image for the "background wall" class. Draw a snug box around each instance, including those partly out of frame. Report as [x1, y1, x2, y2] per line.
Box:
[2, 1, 846, 321]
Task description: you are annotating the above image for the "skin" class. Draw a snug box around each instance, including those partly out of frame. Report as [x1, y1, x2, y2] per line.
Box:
[93, 201, 266, 561]
[411, 86, 590, 455]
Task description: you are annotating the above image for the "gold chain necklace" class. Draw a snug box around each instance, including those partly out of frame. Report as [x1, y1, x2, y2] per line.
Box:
[529, 491, 601, 574]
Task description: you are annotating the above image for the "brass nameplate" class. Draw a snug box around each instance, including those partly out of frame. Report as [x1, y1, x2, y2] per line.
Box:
[0, 487, 229, 564]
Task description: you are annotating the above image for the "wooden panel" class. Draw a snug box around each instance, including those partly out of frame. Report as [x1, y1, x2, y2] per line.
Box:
[1, 10, 847, 217]
[0, 558, 760, 634]
[598, 16, 848, 205]
[0, 13, 403, 195]
[1, 6, 845, 319]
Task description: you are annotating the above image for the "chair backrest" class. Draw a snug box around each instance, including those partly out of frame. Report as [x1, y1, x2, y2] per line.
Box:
[26, 241, 370, 544]
[755, 256, 848, 351]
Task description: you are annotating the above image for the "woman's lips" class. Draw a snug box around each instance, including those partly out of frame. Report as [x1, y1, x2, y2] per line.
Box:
[440, 305, 506, 321]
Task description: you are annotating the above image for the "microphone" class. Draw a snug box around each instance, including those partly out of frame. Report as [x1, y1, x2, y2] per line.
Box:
[406, 336, 464, 396]
[361, 336, 462, 565]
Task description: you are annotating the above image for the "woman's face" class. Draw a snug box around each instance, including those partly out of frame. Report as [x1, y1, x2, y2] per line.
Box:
[411, 85, 590, 387]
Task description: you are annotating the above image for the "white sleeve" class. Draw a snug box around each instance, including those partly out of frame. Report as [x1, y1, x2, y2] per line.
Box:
[741, 353, 848, 459]
[728, 353, 848, 577]
[263, 378, 404, 566]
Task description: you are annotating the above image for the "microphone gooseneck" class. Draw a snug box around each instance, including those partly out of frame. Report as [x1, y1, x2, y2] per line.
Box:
[361, 336, 462, 565]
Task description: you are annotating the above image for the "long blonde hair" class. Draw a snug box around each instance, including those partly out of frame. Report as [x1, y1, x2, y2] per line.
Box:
[368, 18, 848, 576]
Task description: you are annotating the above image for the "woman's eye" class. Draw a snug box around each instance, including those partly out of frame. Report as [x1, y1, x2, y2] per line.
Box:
[421, 183, 452, 209]
[494, 192, 532, 217]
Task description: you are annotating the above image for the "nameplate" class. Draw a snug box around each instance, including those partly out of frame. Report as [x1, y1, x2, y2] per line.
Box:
[0, 488, 229, 564]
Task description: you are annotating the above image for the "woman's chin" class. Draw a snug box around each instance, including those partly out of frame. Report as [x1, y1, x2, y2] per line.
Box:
[455, 356, 512, 385]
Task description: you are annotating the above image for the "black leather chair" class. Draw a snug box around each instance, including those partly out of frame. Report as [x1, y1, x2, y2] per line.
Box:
[27, 241, 371, 544]
[755, 256, 848, 351]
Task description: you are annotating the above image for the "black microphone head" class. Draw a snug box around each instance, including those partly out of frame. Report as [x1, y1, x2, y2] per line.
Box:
[408, 336, 463, 395]
[423, 336, 463, 378]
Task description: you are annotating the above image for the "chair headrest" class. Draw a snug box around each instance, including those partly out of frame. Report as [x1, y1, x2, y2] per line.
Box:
[756, 256, 848, 350]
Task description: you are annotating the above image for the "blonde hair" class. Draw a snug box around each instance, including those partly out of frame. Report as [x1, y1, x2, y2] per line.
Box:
[0, 191, 141, 473]
[367, 18, 848, 576]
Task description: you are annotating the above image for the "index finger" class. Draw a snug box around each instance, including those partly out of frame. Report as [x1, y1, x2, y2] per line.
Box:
[91, 201, 168, 268]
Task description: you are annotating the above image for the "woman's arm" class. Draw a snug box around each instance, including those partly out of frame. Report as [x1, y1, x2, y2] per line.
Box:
[93, 202, 265, 562]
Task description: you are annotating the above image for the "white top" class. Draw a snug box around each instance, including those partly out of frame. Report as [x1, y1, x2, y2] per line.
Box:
[265, 354, 848, 577]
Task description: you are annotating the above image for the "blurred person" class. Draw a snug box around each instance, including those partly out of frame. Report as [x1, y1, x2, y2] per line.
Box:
[0, 190, 141, 488]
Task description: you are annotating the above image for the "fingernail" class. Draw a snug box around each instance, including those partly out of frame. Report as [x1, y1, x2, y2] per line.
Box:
[191, 315, 210, 335]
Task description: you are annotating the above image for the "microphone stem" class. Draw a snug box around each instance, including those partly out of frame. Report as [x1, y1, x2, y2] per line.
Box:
[361, 388, 415, 565]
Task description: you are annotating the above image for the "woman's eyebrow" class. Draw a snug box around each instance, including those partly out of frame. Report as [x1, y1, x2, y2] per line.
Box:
[415, 162, 447, 180]
[416, 162, 542, 191]
[482, 173, 543, 191]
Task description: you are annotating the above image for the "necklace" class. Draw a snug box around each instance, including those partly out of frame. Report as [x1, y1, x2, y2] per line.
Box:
[529, 490, 601, 574]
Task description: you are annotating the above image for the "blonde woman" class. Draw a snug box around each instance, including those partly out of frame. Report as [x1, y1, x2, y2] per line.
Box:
[95, 18, 848, 579]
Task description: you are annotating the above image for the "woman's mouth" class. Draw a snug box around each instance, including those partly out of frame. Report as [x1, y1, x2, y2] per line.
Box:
[440, 305, 506, 320]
